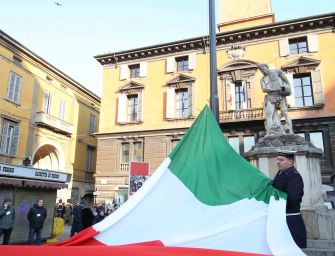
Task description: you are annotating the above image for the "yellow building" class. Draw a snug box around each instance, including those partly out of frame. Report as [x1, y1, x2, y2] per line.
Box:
[94, 1, 335, 204]
[0, 29, 100, 204]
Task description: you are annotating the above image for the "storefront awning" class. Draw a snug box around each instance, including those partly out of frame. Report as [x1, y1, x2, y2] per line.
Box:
[22, 179, 68, 189]
[0, 177, 22, 186]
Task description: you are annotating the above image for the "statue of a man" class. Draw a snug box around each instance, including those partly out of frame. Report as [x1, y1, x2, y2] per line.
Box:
[259, 63, 293, 135]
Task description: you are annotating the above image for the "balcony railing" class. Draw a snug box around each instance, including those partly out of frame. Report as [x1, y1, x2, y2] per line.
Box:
[219, 108, 264, 123]
[35, 112, 73, 135]
[120, 163, 130, 172]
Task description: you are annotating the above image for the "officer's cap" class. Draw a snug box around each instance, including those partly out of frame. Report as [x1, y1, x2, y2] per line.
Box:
[277, 149, 296, 160]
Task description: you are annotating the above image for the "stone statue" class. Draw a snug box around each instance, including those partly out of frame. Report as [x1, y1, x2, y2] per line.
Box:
[259, 63, 293, 136]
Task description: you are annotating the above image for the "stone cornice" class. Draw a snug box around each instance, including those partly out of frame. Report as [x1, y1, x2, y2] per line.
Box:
[95, 12, 334, 66]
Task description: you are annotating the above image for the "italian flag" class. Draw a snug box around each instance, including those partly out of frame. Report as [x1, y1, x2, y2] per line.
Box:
[3, 106, 305, 256]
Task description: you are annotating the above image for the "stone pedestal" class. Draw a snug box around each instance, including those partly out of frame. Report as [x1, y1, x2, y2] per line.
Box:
[245, 134, 329, 239]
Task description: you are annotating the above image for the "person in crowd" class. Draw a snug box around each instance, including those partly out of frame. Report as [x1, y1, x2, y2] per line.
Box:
[272, 150, 307, 248]
[95, 209, 105, 223]
[81, 207, 95, 230]
[64, 202, 73, 225]
[27, 199, 47, 245]
[70, 202, 84, 237]
[55, 199, 64, 218]
[0, 197, 15, 245]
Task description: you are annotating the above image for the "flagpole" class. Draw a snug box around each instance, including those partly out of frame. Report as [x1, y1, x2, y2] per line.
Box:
[209, 0, 219, 123]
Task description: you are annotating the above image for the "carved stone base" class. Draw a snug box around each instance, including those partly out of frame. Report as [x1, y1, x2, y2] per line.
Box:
[253, 133, 314, 149]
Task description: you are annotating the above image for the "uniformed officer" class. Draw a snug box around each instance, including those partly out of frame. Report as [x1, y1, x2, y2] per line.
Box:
[272, 150, 307, 249]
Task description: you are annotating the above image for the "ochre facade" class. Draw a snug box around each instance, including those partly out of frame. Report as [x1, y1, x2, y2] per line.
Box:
[95, 4, 335, 204]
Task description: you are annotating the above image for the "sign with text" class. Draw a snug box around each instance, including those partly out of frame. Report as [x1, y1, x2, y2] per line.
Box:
[129, 162, 150, 196]
[0, 163, 69, 183]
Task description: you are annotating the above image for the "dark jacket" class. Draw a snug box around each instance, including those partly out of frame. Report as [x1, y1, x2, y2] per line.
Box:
[0, 204, 15, 229]
[27, 204, 47, 229]
[272, 166, 304, 213]
[81, 208, 94, 230]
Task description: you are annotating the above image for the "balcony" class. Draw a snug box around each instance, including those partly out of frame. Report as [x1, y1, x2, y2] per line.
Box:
[120, 163, 129, 172]
[219, 108, 264, 123]
[35, 112, 73, 135]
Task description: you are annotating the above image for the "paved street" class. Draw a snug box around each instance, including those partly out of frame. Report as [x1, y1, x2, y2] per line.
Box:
[55, 224, 71, 242]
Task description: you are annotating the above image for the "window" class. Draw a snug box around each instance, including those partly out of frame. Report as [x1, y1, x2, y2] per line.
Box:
[89, 114, 96, 134]
[295, 132, 305, 138]
[58, 99, 66, 120]
[43, 92, 53, 114]
[127, 95, 138, 122]
[120, 62, 147, 80]
[234, 82, 248, 110]
[294, 74, 313, 107]
[129, 64, 140, 78]
[120, 141, 144, 171]
[6, 72, 22, 104]
[121, 143, 130, 163]
[133, 142, 143, 162]
[228, 137, 240, 154]
[86, 147, 95, 172]
[289, 37, 308, 55]
[176, 56, 189, 72]
[117, 89, 143, 124]
[243, 136, 255, 153]
[170, 139, 180, 153]
[166, 85, 193, 119]
[0, 119, 20, 156]
[176, 89, 189, 118]
[309, 132, 324, 152]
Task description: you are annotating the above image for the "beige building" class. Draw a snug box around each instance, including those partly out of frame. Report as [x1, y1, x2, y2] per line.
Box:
[94, 1, 335, 204]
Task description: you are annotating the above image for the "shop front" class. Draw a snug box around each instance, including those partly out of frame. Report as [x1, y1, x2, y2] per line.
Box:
[0, 163, 70, 244]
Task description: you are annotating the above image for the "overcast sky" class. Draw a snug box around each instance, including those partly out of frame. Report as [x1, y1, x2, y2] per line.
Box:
[0, 0, 334, 96]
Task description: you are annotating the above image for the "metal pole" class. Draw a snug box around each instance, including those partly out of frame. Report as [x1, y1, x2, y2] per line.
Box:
[209, 0, 219, 122]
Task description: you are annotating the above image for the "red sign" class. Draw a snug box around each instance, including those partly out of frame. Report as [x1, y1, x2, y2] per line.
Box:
[129, 162, 150, 196]
[130, 162, 149, 176]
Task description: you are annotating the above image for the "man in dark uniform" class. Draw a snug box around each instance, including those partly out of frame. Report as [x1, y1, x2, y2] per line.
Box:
[272, 150, 307, 248]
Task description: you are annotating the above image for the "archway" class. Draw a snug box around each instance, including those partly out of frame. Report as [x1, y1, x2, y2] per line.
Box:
[32, 144, 60, 171]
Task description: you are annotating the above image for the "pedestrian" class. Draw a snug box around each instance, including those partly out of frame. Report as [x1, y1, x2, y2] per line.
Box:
[82, 207, 94, 230]
[272, 150, 307, 248]
[0, 197, 15, 244]
[70, 202, 84, 237]
[27, 199, 47, 245]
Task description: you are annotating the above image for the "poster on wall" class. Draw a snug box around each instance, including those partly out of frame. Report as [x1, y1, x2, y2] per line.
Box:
[129, 162, 150, 196]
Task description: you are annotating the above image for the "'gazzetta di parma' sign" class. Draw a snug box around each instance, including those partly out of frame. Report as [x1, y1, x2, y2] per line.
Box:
[0, 163, 68, 183]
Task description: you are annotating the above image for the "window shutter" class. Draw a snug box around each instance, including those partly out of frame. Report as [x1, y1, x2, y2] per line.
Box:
[230, 83, 236, 110]
[307, 34, 319, 53]
[166, 57, 175, 73]
[166, 87, 175, 119]
[58, 100, 66, 120]
[241, 81, 248, 109]
[137, 91, 143, 121]
[188, 53, 196, 70]
[43, 93, 49, 113]
[311, 70, 324, 106]
[117, 94, 127, 123]
[13, 75, 21, 103]
[0, 121, 9, 154]
[49, 94, 53, 114]
[139, 62, 147, 77]
[120, 65, 128, 80]
[285, 73, 295, 107]
[7, 72, 16, 101]
[10, 125, 20, 156]
[279, 38, 289, 57]
[188, 84, 193, 116]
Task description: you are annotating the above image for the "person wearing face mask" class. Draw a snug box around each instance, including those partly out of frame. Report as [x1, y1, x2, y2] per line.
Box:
[0, 197, 15, 244]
